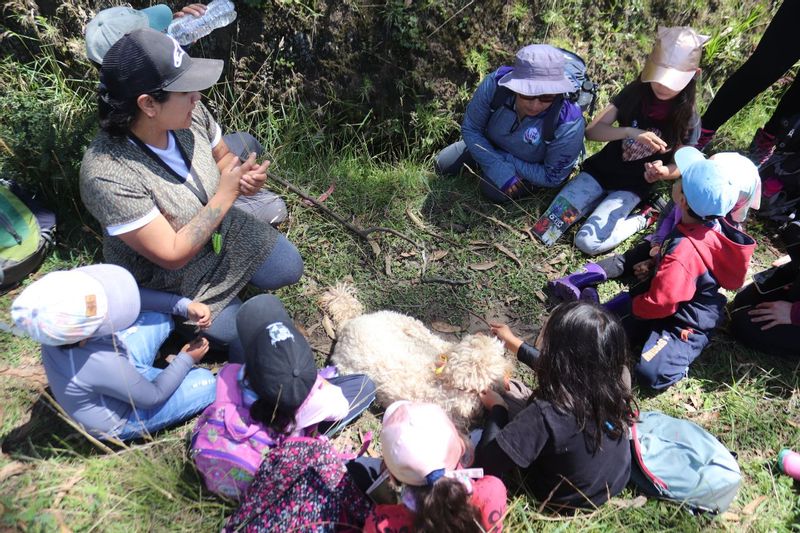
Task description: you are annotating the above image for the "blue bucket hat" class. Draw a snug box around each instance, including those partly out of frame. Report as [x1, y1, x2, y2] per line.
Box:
[675, 147, 740, 218]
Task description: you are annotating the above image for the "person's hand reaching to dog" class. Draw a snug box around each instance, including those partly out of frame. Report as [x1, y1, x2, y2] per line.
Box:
[479, 389, 508, 410]
[489, 322, 523, 355]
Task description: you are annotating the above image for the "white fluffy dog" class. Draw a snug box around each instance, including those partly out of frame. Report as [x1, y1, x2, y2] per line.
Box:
[320, 284, 512, 426]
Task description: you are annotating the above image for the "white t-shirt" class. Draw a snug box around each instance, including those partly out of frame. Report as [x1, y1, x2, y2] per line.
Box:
[106, 123, 222, 236]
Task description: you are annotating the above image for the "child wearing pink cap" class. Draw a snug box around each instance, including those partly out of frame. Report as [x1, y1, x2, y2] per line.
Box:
[547, 26, 708, 255]
[361, 401, 506, 533]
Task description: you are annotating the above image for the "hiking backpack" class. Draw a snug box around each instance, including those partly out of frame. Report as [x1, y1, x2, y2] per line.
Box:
[489, 47, 597, 143]
[0, 181, 55, 291]
[630, 411, 741, 513]
[189, 363, 280, 501]
[222, 437, 373, 533]
[758, 113, 800, 222]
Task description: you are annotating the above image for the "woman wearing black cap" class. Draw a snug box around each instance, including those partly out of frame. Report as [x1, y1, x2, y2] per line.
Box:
[79, 28, 303, 362]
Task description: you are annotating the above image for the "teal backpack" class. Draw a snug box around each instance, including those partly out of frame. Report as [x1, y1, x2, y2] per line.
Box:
[630, 411, 741, 513]
[0, 181, 55, 291]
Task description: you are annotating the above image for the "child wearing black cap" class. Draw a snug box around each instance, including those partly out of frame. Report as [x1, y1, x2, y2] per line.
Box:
[235, 294, 376, 437]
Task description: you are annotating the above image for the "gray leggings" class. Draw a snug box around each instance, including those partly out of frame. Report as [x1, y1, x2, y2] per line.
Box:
[556, 172, 648, 256]
[224, 132, 288, 225]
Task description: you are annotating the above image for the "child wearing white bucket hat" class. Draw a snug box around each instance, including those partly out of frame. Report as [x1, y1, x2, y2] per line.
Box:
[11, 264, 216, 440]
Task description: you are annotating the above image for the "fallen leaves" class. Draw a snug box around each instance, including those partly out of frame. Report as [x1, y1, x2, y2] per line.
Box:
[430, 249, 448, 261]
[742, 495, 768, 515]
[430, 321, 464, 333]
[609, 495, 647, 509]
[468, 261, 497, 271]
[0, 461, 29, 482]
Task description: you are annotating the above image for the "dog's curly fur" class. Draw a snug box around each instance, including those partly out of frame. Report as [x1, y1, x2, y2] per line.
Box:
[320, 284, 512, 426]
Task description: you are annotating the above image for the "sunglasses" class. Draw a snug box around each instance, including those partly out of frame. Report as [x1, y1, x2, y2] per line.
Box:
[517, 93, 558, 103]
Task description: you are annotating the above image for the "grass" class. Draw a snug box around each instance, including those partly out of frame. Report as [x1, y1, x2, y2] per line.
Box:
[2, 0, 800, 531]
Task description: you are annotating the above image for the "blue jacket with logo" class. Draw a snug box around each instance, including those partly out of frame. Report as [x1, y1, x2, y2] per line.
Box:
[461, 68, 586, 190]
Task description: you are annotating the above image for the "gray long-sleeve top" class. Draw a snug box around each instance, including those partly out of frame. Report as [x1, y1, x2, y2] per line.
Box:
[40, 289, 195, 438]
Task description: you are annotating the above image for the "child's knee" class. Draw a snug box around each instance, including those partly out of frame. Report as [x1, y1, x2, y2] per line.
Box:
[635, 342, 689, 390]
[574, 229, 604, 256]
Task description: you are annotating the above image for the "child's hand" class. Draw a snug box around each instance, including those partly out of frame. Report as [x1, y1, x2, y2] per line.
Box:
[633, 259, 655, 281]
[489, 322, 524, 355]
[479, 389, 508, 410]
[649, 244, 661, 257]
[748, 300, 793, 330]
[188, 302, 212, 329]
[181, 336, 209, 363]
[630, 129, 668, 153]
[644, 161, 670, 183]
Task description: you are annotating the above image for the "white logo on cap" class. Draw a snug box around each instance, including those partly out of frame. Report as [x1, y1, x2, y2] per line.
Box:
[267, 322, 294, 346]
[168, 36, 186, 68]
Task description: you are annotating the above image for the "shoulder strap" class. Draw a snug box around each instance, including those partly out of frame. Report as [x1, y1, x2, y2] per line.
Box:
[215, 363, 243, 404]
[541, 96, 565, 143]
[489, 66, 515, 112]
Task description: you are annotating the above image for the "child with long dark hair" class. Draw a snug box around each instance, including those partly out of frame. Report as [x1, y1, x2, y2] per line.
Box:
[362, 401, 507, 533]
[547, 26, 708, 255]
[475, 301, 635, 510]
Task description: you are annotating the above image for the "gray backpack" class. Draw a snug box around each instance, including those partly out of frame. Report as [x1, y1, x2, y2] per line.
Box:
[630, 411, 741, 513]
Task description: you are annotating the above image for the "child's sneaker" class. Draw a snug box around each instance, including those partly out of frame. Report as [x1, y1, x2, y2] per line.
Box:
[637, 194, 668, 228]
[695, 128, 716, 152]
[579, 287, 600, 304]
[748, 128, 777, 167]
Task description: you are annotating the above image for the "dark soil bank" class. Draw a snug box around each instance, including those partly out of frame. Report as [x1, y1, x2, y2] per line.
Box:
[1, 0, 773, 149]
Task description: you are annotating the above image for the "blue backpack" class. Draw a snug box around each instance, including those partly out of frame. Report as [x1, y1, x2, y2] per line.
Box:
[630, 411, 741, 513]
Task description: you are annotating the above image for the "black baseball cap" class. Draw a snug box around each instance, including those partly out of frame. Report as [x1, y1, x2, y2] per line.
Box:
[101, 27, 223, 100]
[236, 295, 317, 412]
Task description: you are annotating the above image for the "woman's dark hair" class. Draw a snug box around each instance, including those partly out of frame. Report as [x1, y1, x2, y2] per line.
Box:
[249, 398, 297, 436]
[534, 301, 636, 450]
[616, 77, 698, 148]
[412, 477, 483, 533]
[97, 82, 169, 137]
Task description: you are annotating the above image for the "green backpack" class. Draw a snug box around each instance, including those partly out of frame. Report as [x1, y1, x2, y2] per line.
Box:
[0, 181, 55, 291]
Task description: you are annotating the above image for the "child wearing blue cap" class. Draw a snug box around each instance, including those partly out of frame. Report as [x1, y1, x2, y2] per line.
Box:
[552, 146, 757, 389]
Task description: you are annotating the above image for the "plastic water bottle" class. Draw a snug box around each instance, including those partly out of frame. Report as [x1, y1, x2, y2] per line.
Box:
[167, 0, 237, 46]
[778, 449, 800, 481]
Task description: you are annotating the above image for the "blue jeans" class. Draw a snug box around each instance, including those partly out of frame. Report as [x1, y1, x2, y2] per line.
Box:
[552, 172, 647, 255]
[435, 139, 535, 203]
[202, 233, 304, 362]
[117, 312, 216, 440]
[318, 374, 377, 436]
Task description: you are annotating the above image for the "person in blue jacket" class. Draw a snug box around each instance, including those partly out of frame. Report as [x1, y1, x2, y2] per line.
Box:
[435, 44, 585, 203]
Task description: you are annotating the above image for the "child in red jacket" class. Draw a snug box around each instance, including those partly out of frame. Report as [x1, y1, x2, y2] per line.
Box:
[557, 146, 757, 389]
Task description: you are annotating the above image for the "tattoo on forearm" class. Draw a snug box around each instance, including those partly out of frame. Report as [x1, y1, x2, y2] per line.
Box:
[185, 205, 223, 247]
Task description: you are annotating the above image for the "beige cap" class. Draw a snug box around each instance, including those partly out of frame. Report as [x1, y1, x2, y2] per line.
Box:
[641, 26, 709, 91]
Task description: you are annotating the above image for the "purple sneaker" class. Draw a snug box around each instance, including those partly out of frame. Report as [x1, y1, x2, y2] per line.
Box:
[548, 263, 607, 301]
[579, 287, 600, 304]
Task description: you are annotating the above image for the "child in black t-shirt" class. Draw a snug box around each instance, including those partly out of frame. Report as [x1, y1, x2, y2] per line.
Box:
[474, 301, 635, 510]
[546, 26, 708, 256]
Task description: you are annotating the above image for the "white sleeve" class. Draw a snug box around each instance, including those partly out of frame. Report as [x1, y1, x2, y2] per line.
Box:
[210, 122, 222, 149]
[106, 207, 160, 236]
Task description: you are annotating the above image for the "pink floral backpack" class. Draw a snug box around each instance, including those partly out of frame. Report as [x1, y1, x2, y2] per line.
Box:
[190, 363, 279, 500]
